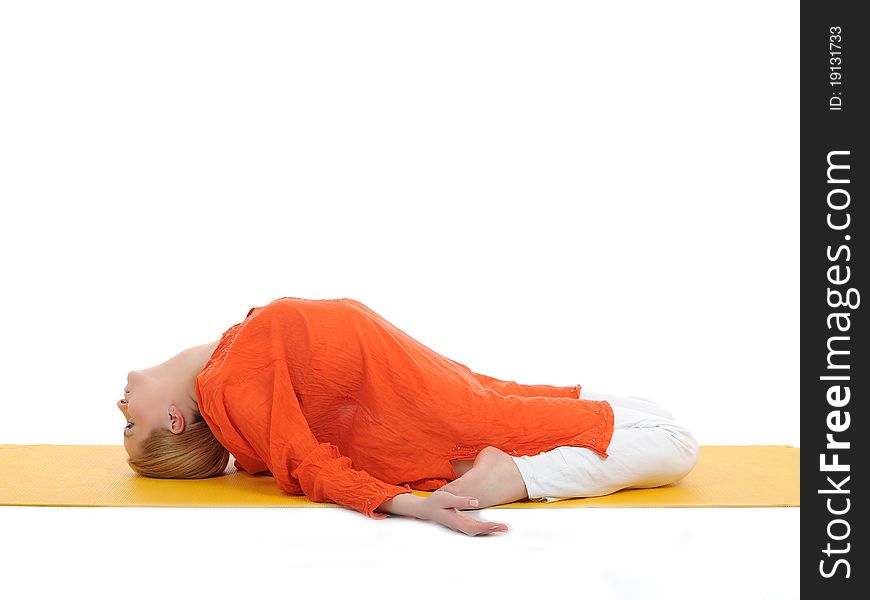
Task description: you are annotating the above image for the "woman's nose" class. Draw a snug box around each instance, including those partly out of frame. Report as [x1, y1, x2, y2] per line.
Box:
[117, 399, 127, 410]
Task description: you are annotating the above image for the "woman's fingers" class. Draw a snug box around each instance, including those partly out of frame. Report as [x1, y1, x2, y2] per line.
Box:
[464, 515, 510, 536]
[433, 490, 480, 510]
[449, 506, 510, 536]
[423, 490, 511, 536]
[444, 493, 510, 533]
[472, 515, 509, 534]
[460, 495, 480, 509]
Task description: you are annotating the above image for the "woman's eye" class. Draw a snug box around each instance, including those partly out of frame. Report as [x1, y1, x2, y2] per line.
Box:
[126, 422, 133, 430]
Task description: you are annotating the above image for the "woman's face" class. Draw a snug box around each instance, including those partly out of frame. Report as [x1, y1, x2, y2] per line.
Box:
[117, 369, 180, 458]
[116, 341, 216, 458]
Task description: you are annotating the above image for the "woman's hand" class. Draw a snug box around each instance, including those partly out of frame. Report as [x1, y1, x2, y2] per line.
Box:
[418, 489, 510, 536]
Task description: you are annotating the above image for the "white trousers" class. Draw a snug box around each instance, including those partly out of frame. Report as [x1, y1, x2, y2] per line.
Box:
[510, 389, 700, 502]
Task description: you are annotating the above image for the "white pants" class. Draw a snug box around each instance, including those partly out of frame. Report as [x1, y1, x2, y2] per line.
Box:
[510, 389, 700, 502]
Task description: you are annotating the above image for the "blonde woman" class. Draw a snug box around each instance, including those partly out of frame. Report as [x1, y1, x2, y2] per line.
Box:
[118, 297, 699, 536]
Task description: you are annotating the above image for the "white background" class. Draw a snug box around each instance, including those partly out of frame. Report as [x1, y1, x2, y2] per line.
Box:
[0, 1, 799, 599]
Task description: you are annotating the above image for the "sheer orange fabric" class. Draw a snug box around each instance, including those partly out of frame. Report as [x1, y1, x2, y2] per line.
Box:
[195, 297, 614, 519]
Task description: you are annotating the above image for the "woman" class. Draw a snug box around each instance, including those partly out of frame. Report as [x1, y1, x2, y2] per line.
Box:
[118, 297, 699, 537]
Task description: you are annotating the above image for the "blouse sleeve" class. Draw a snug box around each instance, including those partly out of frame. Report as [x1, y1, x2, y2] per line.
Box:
[446, 358, 581, 398]
[221, 360, 413, 520]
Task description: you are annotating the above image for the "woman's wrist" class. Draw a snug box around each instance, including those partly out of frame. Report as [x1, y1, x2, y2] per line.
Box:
[376, 492, 425, 518]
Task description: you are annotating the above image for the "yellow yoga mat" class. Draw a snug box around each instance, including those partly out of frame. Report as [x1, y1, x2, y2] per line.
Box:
[0, 444, 799, 509]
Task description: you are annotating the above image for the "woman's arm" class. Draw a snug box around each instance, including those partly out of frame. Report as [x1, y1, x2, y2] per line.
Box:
[447, 358, 580, 398]
[377, 491, 510, 536]
[376, 492, 425, 517]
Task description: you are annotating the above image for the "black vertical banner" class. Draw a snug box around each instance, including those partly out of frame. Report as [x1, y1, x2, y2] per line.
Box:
[802, 2, 867, 597]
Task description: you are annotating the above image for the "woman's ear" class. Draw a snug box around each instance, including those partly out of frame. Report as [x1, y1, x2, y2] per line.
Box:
[168, 406, 185, 434]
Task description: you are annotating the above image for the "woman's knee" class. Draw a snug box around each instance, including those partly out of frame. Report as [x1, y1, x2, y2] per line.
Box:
[661, 423, 700, 482]
[628, 395, 675, 420]
[594, 391, 676, 420]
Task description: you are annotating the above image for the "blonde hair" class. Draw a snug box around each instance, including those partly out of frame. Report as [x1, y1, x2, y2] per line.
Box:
[126, 409, 229, 479]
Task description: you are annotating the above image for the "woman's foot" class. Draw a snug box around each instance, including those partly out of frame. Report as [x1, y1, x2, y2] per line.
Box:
[450, 459, 475, 478]
[441, 446, 529, 508]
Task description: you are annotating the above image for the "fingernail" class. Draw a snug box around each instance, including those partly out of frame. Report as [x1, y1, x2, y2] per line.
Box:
[470, 499, 479, 507]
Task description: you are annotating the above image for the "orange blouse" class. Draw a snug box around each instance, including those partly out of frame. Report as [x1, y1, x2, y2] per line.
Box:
[195, 297, 614, 519]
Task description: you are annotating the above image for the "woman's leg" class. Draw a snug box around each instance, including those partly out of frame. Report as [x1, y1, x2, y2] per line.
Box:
[510, 389, 700, 502]
[580, 388, 676, 420]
